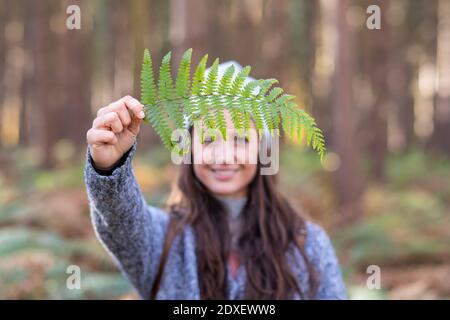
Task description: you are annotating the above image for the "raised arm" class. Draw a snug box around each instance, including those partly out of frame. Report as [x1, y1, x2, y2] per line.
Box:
[84, 96, 169, 298]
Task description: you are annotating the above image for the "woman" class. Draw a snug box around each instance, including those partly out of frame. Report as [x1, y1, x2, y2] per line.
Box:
[85, 89, 347, 300]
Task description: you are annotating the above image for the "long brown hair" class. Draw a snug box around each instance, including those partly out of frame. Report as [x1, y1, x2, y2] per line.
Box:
[150, 131, 319, 300]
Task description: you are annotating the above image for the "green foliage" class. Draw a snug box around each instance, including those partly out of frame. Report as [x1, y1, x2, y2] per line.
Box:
[140, 48, 326, 160]
[334, 187, 450, 267]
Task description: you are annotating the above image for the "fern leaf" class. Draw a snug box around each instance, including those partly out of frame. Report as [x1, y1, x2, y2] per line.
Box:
[140, 48, 326, 160]
[140, 50, 172, 149]
[192, 54, 208, 95]
[218, 65, 235, 94]
[266, 87, 284, 131]
[203, 58, 219, 95]
[158, 51, 175, 101]
[140, 49, 157, 122]
[256, 78, 278, 99]
[241, 80, 260, 98]
[158, 52, 184, 129]
[230, 66, 251, 96]
[212, 95, 227, 140]
[175, 48, 192, 99]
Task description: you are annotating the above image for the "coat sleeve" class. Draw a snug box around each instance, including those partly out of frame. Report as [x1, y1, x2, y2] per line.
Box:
[84, 142, 169, 299]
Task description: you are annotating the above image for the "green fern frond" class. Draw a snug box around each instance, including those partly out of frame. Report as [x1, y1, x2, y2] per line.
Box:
[241, 79, 261, 98]
[140, 50, 172, 149]
[230, 66, 251, 95]
[212, 95, 227, 140]
[256, 79, 278, 98]
[158, 52, 184, 129]
[265, 87, 284, 131]
[218, 65, 235, 94]
[203, 58, 219, 95]
[139, 48, 326, 161]
[175, 49, 192, 99]
[191, 54, 208, 95]
[158, 51, 175, 101]
[140, 49, 157, 110]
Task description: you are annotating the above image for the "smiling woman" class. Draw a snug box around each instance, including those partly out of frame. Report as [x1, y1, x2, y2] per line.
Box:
[191, 111, 258, 198]
[84, 62, 346, 300]
[84, 102, 346, 299]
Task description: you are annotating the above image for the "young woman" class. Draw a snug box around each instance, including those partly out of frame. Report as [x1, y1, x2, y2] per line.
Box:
[85, 93, 347, 300]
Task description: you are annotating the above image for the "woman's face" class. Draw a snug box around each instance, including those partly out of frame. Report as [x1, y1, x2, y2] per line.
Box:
[192, 111, 258, 198]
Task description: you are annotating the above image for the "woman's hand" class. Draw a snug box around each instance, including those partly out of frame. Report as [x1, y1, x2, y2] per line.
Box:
[87, 95, 145, 171]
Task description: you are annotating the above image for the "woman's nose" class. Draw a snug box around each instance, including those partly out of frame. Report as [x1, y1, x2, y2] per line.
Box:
[214, 140, 237, 164]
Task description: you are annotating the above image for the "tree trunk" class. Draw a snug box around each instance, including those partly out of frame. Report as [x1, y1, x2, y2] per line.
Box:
[365, 0, 389, 180]
[431, 0, 450, 153]
[61, 0, 92, 151]
[332, 0, 364, 225]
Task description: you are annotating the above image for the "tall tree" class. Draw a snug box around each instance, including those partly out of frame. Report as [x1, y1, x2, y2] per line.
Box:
[261, 0, 289, 85]
[389, 0, 415, 152]
[61, 0, 93, 151]
[363, 0, 389, 180]
[332, 0, 364, 224]
[0, 0, 6, 147]
[33, 0, 54, 167]
[169, 0, 209, 63]
[130, 0, 149, 96]
[19, 0, 34, 146]
[432, 0, 450, 153]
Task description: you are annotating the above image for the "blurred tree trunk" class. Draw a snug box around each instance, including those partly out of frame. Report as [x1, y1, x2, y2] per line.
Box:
[261, 0, 289, 85]
[130, 0, 149, 97]
[332, 0, 363, 225]
[289, 0, 317, 90]
[296, 1, 328, 141]
[390, 0, 415, 152]
[313, 0, 336, 147]
[91, 0, 115, 113]
[364, 0, 389, 180]
[209, 0, 232, 60]
[169, 0, 209, 63]
[33, 1, 61, 168]
[0, 0, 7, 147]
[61, 0, 92, 151]
[19, 0, 34, 146]
[231, 0, 261, 75]
[431, 0, 450, 153]
[111, 0, 133, 98]
[130, 0, 160, 148]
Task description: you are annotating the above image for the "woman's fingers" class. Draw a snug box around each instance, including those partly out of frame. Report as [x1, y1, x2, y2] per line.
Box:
[123, 95, 145, 119]
[88, 96, 144, 170]
[93, 112, 123, 133]
[86, 128, 118, 145]
[97, 103, 130, 127]
[97, 96, 144, 125]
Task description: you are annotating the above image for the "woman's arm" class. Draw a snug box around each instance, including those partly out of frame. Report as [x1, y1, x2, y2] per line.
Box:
[85, 141, 169, 299]
[84, 95, 169, 299]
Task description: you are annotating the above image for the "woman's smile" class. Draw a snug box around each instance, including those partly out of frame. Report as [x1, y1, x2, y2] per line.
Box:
[209, 165, 241, 181]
